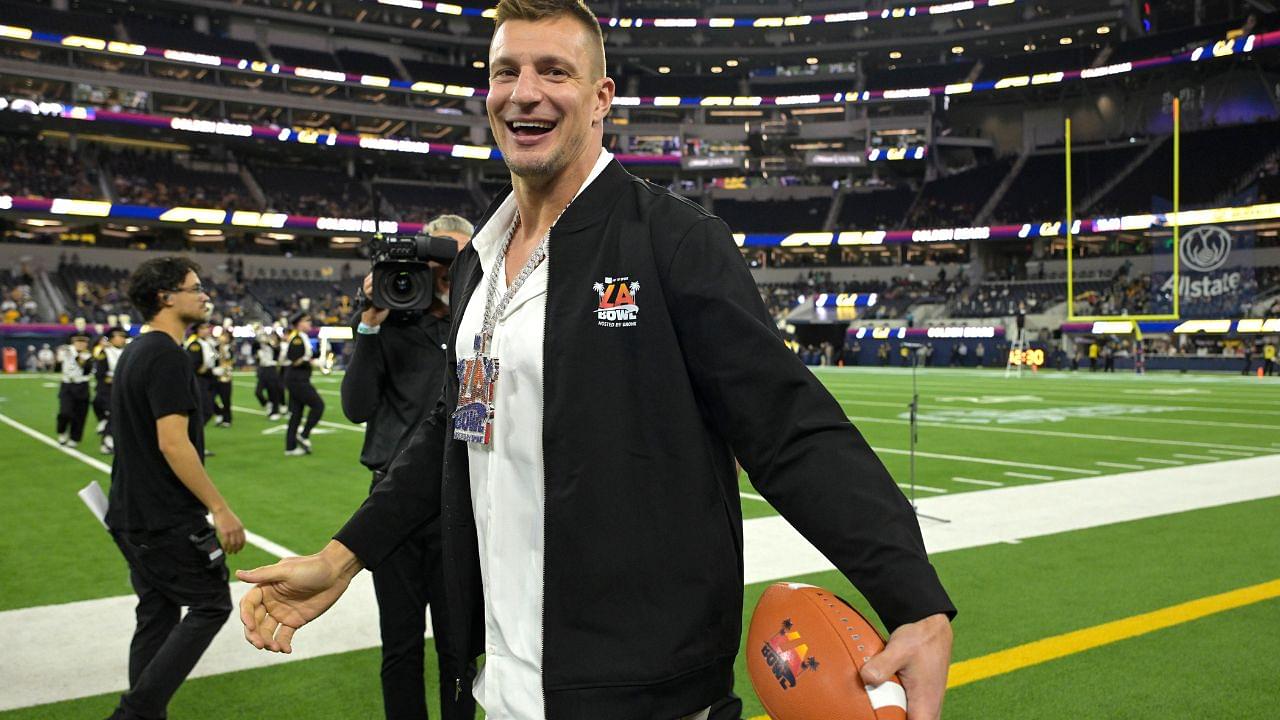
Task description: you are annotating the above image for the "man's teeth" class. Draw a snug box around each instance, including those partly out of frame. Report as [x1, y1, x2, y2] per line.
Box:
[512, 121, 554, 129]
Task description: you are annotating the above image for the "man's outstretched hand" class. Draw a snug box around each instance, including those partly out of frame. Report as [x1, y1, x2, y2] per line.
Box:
[860, 612, 953, 720]
[236, 540, 363, 653]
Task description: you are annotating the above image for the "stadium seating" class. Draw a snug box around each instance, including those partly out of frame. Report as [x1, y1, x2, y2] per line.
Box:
[715, 197, 832, 233]
[104, 149, 257, 211]
[0, 136, 101, 201]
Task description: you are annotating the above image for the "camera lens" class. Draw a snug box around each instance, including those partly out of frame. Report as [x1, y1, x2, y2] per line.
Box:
[392, 272, 414, 298]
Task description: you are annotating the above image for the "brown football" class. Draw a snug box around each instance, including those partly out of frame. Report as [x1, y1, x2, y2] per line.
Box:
[746, 582, 906, 720]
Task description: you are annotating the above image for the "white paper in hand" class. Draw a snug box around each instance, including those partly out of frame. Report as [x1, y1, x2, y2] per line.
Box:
[78, 480, 109, 530]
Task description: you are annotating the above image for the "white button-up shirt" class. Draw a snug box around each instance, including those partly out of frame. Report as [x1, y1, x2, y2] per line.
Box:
[456, 148, 613, 720]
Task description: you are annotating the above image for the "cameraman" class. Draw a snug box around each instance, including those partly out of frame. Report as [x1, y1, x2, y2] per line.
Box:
[340, 215, 477, 720]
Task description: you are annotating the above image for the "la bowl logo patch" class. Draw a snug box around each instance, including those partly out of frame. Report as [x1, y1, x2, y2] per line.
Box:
[1180, 225, 1232, 273]
[760, 618, 819, 690]
[593, 276, 640, 328]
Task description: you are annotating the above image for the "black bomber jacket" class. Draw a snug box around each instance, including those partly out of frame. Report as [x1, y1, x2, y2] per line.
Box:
[336, 158, 955, 719]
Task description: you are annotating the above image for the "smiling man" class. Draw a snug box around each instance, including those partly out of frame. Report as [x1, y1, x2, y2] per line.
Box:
[237, 2, 955, 719]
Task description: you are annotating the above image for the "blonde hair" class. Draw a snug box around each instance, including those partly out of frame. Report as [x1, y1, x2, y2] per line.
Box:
[493, 0, 606, 78]
[426, 214, 474, 238]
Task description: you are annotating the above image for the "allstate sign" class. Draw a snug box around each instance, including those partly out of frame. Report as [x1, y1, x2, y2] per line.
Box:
[1163, 225, 1241, 302]
[1180, 225, 1232, 273]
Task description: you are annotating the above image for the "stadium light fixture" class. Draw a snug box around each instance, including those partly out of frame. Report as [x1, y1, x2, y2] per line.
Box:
[711, 66, 723, 73]
[1097, 25, 1111, 34]
[1059, 37, 1073, 45]
[726, 59, 739, 67]
[471, 60, 485, 68]
[889, 51, 903, 59]
[951, 46, 964, 54]
[806, 57, 819, 64]
[658, 66, 671, 74]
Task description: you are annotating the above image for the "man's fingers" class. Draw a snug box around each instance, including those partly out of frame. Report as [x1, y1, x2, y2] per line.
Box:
[258, 612, 281, 652]
[274, 624, 297, 654]
[239, 587, 265, 649]
[235, 562, 289, 585]
[228, 530, 245, 554]
[860, 640, 908, 687]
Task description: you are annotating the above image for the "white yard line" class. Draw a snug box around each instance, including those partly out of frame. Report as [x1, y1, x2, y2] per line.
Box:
[1096, 461, 1146, 470]
[871, 447, 1099, 475]
[1173, 453, 1222, 461]
[232, 404, 364, 433]
[0, 412, 297, 560]
[5, 456, 1280, 710]
[845, 413, 1278, 453]
[951, 477, 1004, 487]
[1207, 449, 1255, 457]
[740, 492, 767, 503]
[1004, 471, 1055, 481]
[1136, 457, 1183, 466]
[897, 483, 948, 494]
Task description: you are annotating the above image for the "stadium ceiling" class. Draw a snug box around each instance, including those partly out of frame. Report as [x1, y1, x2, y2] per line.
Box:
[173, 0, 1123, 58]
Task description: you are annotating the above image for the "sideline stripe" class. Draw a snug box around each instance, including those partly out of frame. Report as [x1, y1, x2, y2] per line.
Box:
[0, 411, 297, 559]
[1208, 449, 1254, 457]
[1136, 457, 1183, 466]
[1174, 453, 1221, 461]
[947, 579, 1280, 688]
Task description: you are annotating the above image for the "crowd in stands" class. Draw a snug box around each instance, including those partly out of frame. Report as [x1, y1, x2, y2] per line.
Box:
[0, 136, 100, 200]
[245, 277, 360, 325]
[1, 265, 40, 323]
[106, 149, 256, 211]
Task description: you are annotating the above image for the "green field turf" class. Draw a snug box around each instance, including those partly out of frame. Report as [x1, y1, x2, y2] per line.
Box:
[1, 367, 1278, 719]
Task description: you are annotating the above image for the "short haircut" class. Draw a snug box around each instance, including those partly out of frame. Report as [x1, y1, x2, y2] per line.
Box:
[128, 256, 201, 321]
[427, 214, 475, 238]
[493, 0, 606, 78]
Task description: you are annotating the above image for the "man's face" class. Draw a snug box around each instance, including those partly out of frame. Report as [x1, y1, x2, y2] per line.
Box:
[72, 338, 88, 352]
[173, 271, 211, 325]
[486, 16, 613, 182]
[297, 317, 313, 333]
[197, 325, 211, 338]
[110, 334, 126, 348]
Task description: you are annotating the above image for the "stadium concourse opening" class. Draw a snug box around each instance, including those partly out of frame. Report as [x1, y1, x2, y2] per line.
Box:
[2, 0, 1280, 718]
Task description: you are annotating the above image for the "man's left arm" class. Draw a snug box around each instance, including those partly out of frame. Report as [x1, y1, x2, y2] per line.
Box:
[664, 217, 954, 715]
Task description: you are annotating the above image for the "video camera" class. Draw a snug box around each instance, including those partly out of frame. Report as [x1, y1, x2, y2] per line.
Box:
[367, 233, 458, 311]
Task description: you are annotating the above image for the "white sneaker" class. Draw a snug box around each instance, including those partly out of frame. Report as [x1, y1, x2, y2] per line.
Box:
[100, 443, 113, 455]
[57, 432, 69, 446]
[297, 436, 313, 453]
[96, 419, 108, 434]
[66, 440, 78, 449]
[267, 413, 282, 421]
[217, 420, 231, 428]
[284, 448, 308, 456]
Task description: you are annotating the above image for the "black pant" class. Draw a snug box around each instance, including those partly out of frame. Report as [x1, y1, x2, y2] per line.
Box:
[196, 376, 217, 426]
[111, 521, 232, 720]
[255, 366, 284, 413]
[57, 382, 90, 442]
[370, 472, 477, 720]
[213, 380, 232, 424]
[93, 384, 111, 423]
[285, 378, 324, 450]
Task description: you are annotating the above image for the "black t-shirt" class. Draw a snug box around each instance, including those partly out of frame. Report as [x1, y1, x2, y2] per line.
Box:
[106, 331, 206, 533]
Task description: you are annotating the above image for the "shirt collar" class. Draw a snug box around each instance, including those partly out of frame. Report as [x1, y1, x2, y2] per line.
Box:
[471, 148, 614, 274]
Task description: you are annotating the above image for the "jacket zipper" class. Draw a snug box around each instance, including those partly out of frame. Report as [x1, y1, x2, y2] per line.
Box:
[540, 232, 551, 720]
